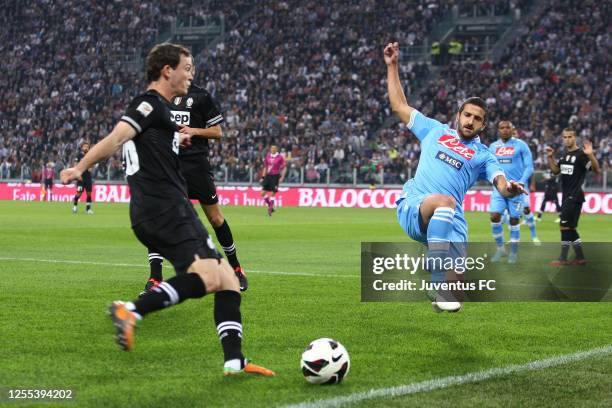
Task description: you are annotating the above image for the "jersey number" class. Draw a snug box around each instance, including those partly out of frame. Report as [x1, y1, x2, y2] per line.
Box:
[173, 132, 180, 154]
[123, 140, 140, 176]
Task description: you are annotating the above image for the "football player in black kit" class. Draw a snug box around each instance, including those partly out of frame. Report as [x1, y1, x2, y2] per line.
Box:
[536, 170, 561, 222]
[546, 128, 600, 265]
[72, 142, 94, 214]
[143, 66, 247, 297]
[61, 43, 274, 377]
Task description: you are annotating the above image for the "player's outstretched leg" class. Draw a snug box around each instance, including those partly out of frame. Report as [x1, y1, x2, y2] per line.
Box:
[420, 194, 461, 313]
[140, 250, 163, 297]
[109, 258, 274, 375]
[204, 204, 248, 292]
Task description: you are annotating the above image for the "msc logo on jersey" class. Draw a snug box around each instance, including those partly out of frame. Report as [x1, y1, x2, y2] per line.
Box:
[437, 134, 475, 160]
[170, 110, 190, 125]
[436, 151, 463, 170]
[495, 146, 515, 156]
[560, 164, 574, 175]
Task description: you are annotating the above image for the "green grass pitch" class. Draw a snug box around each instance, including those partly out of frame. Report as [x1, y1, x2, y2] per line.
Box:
[0, 201, 610, 407]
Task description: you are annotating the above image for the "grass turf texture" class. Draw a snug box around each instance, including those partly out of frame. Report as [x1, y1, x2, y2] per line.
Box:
[0, 201, 610, 407]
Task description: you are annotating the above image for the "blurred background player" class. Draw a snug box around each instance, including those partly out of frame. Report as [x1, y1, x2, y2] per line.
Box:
[518, 125, 540, 244]
[488, 121, 534, 263]
[260, 144, 286, 216]
[536, 170, 561, 222]
[41, 162, 55, 202]
[72, 142, 94, 214]
[142, 65, 247, 295]
[547, 129, 600, 265]
[385, 42, 524, 312]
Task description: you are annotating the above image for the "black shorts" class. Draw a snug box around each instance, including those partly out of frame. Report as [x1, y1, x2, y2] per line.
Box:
[44, 179, 53, 189]
[132, 202, 221, 275]
[560, 199, 583, 229]
[262, 174, 280, 193]
[180, 154, 218, 205]
[77, 175, 92, 193]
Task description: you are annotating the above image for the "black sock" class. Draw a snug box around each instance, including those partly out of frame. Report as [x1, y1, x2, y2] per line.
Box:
[560, 230, 573, 261]
[572, 231, 584, 260]
[214, 220, 240, 269]
[214, 290, 244, 362]
[73, 195, 79, 206]
[86, 195, 92, 211]
[148, 251, 164, 281]
[132, 273, 206, 317]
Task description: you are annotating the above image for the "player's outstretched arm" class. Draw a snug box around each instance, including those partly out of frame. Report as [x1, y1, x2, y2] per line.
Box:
[384, 42, 415, 124]
[545, 147, 560, 174]
[494, 175, 525, 198]
[60, 122, 136, 184]
[179, 124, 222, 139]
[583, 141, 601, 175]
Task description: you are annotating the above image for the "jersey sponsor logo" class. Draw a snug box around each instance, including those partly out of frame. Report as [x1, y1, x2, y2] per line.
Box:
[170, 110, 190, 125]
[437, 134, 475, 160]
[499, 158, 513, 164]
[495, 146, 515, 156]
[136, 101, 153, 117]
[436, 151, 464, 170]
[560, 164, 574, 175]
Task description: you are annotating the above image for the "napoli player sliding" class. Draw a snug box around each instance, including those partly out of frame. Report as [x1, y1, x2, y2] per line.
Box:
[260, 145, 286, 216]
[488, 121, 535, 263]
[384, 42, 525, 312]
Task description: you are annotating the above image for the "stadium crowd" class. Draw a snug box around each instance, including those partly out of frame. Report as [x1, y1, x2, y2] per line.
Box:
[0, 0, 608, 186]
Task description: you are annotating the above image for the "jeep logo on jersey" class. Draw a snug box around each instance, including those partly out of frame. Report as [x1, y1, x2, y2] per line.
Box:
[560, 164, 574, 175]
[495, 146, 515, 156]
[437, 134, 475, 160]
[170, 110, 190, 125]
[436, 151, 463, 170]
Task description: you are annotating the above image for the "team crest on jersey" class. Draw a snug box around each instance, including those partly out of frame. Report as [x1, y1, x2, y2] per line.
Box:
[437, 134, 475, 160]
[174, 97, 182, 105]
[186, 97, 193, 108]
[495, 146, 515, 156]
[436, 151, 463, 170]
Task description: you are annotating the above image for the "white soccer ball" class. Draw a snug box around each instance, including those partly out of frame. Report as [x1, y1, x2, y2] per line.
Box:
[300, 338, 350, 384]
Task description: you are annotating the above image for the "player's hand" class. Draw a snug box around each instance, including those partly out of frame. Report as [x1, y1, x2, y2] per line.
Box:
[506, 181, 526, 197]
[583, 140, 594, 156]
[384, 42, 399, 66]
[178, 125, 197, 136]
[178, 132, 192, 148]
[60, 167, 82, 184]
[545, 146, 555, 157]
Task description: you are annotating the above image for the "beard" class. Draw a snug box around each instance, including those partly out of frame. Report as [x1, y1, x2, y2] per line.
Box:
[459, 125, 480, 139]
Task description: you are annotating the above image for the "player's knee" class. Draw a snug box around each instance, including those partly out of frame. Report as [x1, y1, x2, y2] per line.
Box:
[204, 208, 224, 227]
[523, 207, 530, 215]
[509, 217, 520, 225]
[490, 213, 501, 223]
[436, 195, 456, 209]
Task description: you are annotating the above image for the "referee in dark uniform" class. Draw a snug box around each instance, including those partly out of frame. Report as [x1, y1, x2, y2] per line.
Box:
[61, 43, 273, 376]
[143, 73, 247, 296]
[546, 128, 600, 265]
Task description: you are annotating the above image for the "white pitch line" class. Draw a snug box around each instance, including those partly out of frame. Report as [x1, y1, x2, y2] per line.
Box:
[0, 256, 357, 279]
[282, 344, 612, 408]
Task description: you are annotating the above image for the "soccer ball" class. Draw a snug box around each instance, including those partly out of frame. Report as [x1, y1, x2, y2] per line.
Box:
[300, 338, 350, 384]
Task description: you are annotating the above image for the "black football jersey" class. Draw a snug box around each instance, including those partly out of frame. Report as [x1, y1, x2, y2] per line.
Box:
[120, 90, 189, 226]
[557, 149, 591, 202]
[76, 152, 92, 180]
[169, 85, 223, 157]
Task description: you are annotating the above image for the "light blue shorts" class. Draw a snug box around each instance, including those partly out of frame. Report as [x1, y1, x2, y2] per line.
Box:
[490, 189, 523, 218]
[396, 192, 468, 244]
